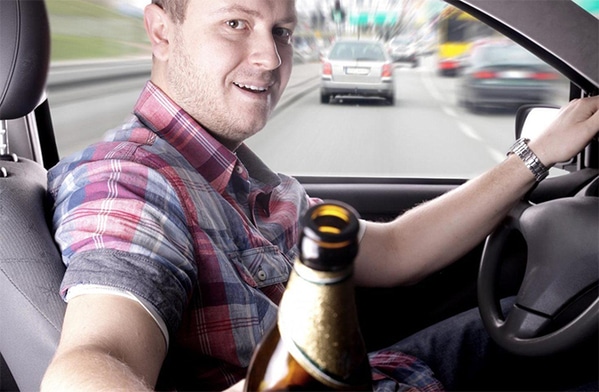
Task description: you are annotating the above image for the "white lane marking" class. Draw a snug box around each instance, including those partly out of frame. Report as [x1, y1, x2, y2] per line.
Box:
[421, 68, 504, 163]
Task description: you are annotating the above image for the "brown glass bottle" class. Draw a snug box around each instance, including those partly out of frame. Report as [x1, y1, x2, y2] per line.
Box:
[245, 201, 372, 391]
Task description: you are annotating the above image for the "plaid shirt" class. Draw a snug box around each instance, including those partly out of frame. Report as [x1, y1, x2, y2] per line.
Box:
[48, 81, 443, 391]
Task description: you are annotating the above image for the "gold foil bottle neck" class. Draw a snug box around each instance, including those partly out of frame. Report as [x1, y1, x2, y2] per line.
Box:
[278, 260, 369, 389]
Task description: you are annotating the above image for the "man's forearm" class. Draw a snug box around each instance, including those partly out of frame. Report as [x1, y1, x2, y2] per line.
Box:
[356, 153, 535, 287]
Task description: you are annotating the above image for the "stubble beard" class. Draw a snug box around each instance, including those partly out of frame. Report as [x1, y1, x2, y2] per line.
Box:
[166, 34, 273, 148]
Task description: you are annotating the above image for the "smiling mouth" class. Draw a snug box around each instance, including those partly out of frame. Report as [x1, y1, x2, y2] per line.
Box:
[234, 82, 270, 93]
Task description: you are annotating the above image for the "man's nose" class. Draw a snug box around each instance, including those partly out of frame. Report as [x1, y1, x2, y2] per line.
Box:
[248, 31, 282, 70]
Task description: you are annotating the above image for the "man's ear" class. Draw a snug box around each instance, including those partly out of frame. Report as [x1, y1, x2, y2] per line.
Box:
[144, 4, 171, 61]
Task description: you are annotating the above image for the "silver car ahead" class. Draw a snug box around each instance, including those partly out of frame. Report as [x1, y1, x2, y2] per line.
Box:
[320, 40, 395, 105]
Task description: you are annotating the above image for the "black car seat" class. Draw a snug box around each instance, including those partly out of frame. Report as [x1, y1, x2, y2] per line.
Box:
[0, 0, 66, 390]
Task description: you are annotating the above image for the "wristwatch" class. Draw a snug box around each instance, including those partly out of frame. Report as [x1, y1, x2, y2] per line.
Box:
[507, 138, 549, 182]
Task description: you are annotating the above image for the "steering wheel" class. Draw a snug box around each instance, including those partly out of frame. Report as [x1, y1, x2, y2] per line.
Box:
[478, 196, 598, 356]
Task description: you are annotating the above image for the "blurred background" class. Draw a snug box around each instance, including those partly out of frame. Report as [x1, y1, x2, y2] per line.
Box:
[46, 0, 598, 178]
[47, 0, 598, 63]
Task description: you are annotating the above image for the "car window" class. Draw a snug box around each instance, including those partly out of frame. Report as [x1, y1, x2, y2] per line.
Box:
[48, 0, 598, 180]
[329, 42, 387, 61]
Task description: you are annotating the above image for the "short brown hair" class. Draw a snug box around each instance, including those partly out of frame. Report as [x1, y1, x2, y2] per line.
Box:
[152, 0, 190, 23]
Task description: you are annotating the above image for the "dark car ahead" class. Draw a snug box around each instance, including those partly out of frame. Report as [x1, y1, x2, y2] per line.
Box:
[457, 39, 560, 112]
[320, 39, 395, 104]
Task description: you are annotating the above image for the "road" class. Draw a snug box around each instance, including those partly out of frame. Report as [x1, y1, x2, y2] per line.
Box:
[49, 55, 568, 179]
[248, 56, 567, 178]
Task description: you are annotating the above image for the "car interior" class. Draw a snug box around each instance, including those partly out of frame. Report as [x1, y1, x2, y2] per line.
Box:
[0, 0, 597, 391]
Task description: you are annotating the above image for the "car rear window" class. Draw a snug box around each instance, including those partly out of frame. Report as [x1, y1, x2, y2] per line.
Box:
[329, 42, 386, 61]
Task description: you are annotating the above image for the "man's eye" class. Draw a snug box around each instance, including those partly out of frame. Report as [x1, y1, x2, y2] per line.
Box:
[226, 20, 247, 30]
[273, 28, 292, 45]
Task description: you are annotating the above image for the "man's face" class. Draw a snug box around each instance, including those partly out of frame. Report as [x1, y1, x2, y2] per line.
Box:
[164, 0, 297, 149]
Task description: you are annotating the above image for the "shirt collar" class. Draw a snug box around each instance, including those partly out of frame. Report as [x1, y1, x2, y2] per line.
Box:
[133, 81, 280, 194]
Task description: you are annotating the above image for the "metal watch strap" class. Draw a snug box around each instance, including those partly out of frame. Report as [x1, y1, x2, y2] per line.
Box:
[507, 138, 549, 182]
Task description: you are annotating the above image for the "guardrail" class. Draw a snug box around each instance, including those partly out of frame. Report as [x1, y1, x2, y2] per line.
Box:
[46, 58, 321, 110]
[47, 58, 152, 90]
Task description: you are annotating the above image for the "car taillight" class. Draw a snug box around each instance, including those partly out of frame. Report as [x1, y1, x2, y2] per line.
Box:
[533, 72, 559, 80]
[382, 64, 393, 77]
[439, 60, 458, 70]
[473, 70, 496, 79]
[323, 62, 332, 76]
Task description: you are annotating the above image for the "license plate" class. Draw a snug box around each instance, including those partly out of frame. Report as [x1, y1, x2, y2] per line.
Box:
[498, 70, 532, 79]
[345, 67, 370, 75]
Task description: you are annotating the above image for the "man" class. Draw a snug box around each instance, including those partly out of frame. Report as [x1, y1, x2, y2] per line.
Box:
[42, 0, 599, 390]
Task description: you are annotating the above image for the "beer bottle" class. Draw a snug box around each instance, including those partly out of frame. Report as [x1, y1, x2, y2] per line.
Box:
[245, 201, 372, 391]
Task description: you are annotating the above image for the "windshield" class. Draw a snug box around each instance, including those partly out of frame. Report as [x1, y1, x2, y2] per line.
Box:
[48, 0, 598, 179]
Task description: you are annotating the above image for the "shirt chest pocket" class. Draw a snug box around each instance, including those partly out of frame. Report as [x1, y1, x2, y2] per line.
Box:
[227, 245, 293, 289]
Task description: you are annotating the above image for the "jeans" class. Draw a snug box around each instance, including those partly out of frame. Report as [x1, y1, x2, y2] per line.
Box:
[386, 297, 598, 391]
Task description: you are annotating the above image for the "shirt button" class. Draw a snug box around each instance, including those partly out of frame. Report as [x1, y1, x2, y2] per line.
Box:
[257, 269, 267, 281]
[235, 165, 244, 174]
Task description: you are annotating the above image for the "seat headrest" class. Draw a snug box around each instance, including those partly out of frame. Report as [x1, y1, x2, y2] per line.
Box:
[0, 0, 50, 120]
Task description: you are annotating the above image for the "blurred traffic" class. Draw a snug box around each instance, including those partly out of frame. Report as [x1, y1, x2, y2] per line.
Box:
[294, 0, 567, 111]
[456, 39, 560, 112]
